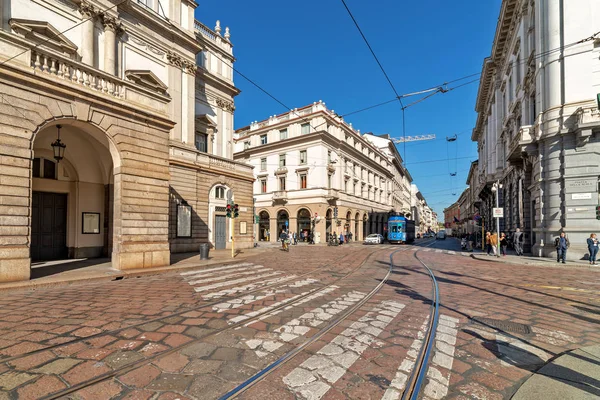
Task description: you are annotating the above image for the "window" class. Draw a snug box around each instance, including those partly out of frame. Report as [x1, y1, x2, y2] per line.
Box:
[32, 158, 56, 180]
[353, 181, 357, 195]
[515, 55, 521, 84]
[279, 176, 286, 191]
[260, 134, 267, 145]
[279, 129, 288, 140]
[327, 150, 332, 163]
[215, 186, 226, 199]
[260, 158, 267, 171]
[243, 141, 250, 150]
[530, 94, 536, 125]
[260, 179, 267, 193]
[300, 174, 307, 189]
[328, 174, 332, 188]
[279, 154, 286, 167]
[344, 179, 349, 192]
[299, 150, 307, 165]
[137, 0, 153, 9]
[195, 133, 207, 153]
[301, 123, 310, 135]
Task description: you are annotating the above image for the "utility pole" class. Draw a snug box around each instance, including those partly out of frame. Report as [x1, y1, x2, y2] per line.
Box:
[492, 180, 502, 255]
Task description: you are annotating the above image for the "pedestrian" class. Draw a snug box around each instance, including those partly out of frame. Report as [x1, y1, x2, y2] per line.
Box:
[587, 233, 598, 266]
[279, 229, 288, 251]
[513, 228, 523, 256]
[490, 232, 499, 257]
[339, 232, 344, 245]
[485, 232, 492, 255]
[293, 231, 297, 245]
[348, 232, 352, 243]
[554, 232, 570, 264]
[500, 232, 508, 257]
[309, 232, 314, 244]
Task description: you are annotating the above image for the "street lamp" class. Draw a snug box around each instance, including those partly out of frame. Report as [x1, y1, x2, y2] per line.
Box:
[51, 124, 66, 163]
[491, 180, 502, 255]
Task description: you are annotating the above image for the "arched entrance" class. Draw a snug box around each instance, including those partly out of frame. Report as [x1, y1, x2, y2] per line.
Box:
[355, 212, 360, 241]
[277, 210, 289, 234]
[208, 184, 232, 250]
[258, 211, 270, 241]
[297, 209, 311, 242]
[325, 208, 333, 241]
[31, 122, 118, 263]
[345, 211, 352, 237]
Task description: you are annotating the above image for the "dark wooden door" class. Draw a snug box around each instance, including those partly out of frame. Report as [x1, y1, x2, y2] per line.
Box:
[31, 192, 67, 261]
[215, 215, 226, 250]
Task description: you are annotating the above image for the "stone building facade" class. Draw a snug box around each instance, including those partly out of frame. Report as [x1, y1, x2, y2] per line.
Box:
[233, 101, 413, 243]
[472, 0, 600, 259]
[0, 0, 253, 282]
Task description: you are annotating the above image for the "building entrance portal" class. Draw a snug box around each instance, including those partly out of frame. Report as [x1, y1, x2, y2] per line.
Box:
[215, 215, 227, 249]
[31, 192, 68, 261]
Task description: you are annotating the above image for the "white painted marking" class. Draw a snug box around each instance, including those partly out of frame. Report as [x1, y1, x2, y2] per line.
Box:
[180, 262, 254, 276]
[193, 271, 282, 293]
[212, 279, 319, 313]
[183, 264, 267, 281]
[188, 267, 271, 285]
[435, 249, 443, 253]
[244, 290, 366, 357]
[201, 275, 296, 299]
[447, 251, 456, 255]
[283, 300, 405, 399]
[461, 252, 470, 257]
[422, 315, 460, 400]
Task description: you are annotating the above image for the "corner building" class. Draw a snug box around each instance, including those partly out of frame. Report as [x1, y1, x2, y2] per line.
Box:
[233, 101, 412, 244]
[472, 0, 600, 259]
[0, 0, 253, 282]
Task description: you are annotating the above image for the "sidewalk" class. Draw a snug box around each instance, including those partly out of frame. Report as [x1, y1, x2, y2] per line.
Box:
[0, 247, 269, 293]
[512, 345, 600, 399]
[471, 250, 599, 270]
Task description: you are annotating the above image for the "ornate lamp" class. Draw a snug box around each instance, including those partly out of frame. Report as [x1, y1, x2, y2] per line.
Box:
[51, 124, 66, 163]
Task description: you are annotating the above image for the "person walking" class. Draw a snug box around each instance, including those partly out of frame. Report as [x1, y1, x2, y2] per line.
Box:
[587, 233, 598, 266]
[500, 232, 508, 257]
[279, 230, 288, 251]
[513, 228, 523, 256]
[490, 232, 499, 257]
[339, 232, 344, 245]
[485, 232, 492, 255]
[554, 232, 570, 264]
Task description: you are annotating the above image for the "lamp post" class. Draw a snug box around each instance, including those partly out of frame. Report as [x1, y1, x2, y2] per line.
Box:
[491, 180, 502, 255]
[51, 124, 66, 163]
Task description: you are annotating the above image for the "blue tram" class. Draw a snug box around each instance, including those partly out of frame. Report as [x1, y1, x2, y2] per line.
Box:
[387, 215, 416, 244]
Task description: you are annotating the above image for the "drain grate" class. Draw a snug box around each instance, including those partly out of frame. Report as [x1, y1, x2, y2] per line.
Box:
[470, 316, 532, 334]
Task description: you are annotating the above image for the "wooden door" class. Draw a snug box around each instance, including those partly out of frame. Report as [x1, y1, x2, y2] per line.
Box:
[31, 192, 68, 261]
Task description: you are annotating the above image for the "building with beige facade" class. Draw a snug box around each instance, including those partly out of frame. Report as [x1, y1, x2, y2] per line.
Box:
[233, 101, 413, 243]
[0, 0, 253, 282]
[472, 0, 600, 259]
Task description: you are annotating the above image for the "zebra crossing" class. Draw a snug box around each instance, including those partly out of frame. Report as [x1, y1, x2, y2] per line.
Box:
[180, 262, 301, 300]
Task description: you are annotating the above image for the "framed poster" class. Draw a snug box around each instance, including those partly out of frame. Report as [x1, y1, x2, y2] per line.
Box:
[177, 203, 192, 238]
[82, 212, 100, 234]
[240, 221, 247, 234]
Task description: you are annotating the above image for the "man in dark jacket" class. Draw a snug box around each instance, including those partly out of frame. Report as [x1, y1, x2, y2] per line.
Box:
[555, 232, 570, 264]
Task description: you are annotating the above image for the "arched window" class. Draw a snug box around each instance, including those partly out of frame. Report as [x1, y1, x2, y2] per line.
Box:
[32, 157, 57, 180]
[215, 186, 226, 199]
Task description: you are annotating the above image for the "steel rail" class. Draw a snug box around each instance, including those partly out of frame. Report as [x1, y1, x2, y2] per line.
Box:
[401, 249, 441, 400]
[38, 247, 389, 400]
[217, 240, 438, 399]
[0, 249, 368, 365]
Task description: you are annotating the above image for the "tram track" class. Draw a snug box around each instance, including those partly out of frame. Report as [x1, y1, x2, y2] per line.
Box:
[0, 248, 373, 366]
[34, 246, 395, 400]
[216, 240, 438, 399]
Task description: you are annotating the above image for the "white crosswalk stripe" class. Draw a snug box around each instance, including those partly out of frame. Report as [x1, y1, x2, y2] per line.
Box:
[188, 267, 271, 285]
[180, 262, 254, 276]
[447, 251, 456, 255]
[244, 290, 365, 357]
[422, 315, 460, 400]
[193, 271, 282, 293]
[201, 275, 296, 300]
[283, 300, 405, 400]
[435, 249, 443, 253]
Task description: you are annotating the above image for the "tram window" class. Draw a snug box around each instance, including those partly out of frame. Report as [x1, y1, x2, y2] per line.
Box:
[391, 226, 398, 233]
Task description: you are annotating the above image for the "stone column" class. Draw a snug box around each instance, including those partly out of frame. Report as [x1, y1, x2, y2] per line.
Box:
[102, 15, 120, 76]
[79, 1, 96, 66]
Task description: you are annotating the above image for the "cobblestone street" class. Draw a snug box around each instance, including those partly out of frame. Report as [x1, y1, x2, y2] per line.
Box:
[0, 240, 599, 399]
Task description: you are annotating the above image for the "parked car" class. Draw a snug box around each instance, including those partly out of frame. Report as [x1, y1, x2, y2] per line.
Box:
[436, 231, 447, 240]
[364, 234, 384, 245]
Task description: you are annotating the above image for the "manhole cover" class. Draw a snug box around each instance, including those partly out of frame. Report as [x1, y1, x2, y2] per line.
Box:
[470, 317, 532, 334]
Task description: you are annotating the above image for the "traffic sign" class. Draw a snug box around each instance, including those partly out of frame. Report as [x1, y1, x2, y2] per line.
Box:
[493, 208, 504, 218]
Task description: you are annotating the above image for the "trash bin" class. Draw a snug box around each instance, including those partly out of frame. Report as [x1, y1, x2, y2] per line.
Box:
[199, 243, 210, 260]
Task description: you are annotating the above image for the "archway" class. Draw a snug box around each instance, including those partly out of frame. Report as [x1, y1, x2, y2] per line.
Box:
[208, 184, 232, 250]
[31, 121, 119, 265]
[355, 212, 360, 241]
[258, 211, 270, 241]
[277, 210, 289, 234]
[345, 211, 352, 238]
[297, 208, 311, 242]
[325, 208, 333, 241]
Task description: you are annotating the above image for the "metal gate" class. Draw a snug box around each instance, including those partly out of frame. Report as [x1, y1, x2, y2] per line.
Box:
[215, 215, 226, 249]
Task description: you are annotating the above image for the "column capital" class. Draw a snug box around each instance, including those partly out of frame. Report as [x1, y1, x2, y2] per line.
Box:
[101, 14, 122, 34]
[78, 1, 97, 19]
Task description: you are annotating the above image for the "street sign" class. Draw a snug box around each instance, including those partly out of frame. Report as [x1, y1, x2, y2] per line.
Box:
[493, 208, 504, 218]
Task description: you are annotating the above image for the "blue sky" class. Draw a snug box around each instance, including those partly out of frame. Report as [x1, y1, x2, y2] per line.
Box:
[195, 0, 502, 220]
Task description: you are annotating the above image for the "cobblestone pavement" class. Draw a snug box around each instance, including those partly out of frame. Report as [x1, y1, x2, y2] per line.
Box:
[0, 240, 599, 399]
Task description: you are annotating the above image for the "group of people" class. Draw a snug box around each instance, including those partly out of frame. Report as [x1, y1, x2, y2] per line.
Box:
[328, 232, 352, 245]
[279, 229, 316, 250]
[483, 230, 523, 257]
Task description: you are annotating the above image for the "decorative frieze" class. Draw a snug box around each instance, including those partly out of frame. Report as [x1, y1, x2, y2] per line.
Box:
[216, 98, 235, 113]
[167, 51, 197, 75]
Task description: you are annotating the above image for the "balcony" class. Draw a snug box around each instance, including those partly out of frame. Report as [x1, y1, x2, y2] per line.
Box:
[272, 191, 288, 203]
[275, 166, 288, 175]
[507, 125, 535, 164]
[325, 189, 339, 201]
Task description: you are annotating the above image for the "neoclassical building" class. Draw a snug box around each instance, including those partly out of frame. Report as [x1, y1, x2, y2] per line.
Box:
[472, 0, 600, 259]
[233, 101, 413, 243]
[0, 0, 253, 282]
